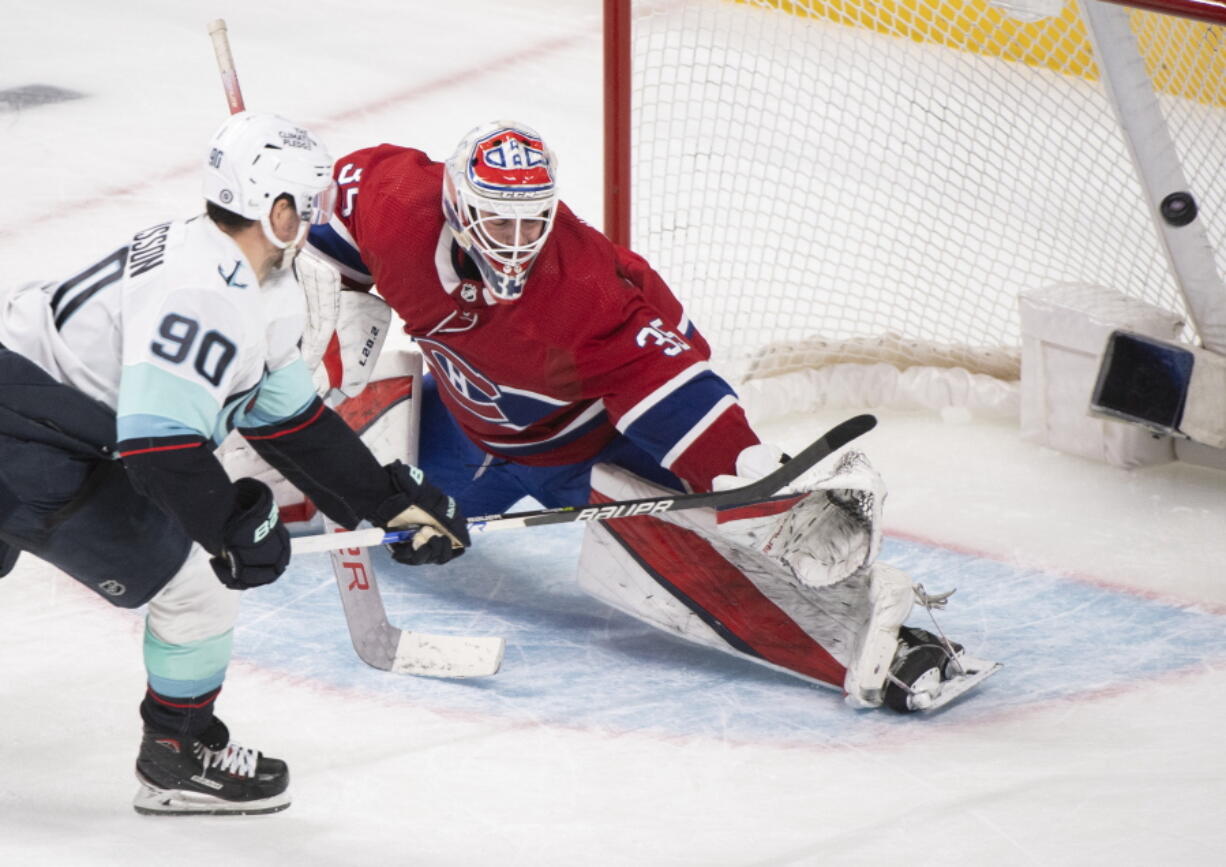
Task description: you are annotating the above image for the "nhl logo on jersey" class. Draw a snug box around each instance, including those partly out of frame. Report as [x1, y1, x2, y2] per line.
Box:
[98, 580, 126, 597]
[460, 282, 480, 303]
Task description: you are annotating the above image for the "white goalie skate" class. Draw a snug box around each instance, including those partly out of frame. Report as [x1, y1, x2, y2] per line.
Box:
[882, 624, 1002, 713]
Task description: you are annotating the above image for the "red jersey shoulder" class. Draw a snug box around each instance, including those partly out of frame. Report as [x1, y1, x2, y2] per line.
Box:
[335, 145, 443, 260]
[519, 206, 644, 333]
[516, 205, 696, 348]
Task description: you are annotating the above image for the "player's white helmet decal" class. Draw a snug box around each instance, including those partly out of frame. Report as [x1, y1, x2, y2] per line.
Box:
[442, 121, 559, 303]
[203, 111, 338, 251]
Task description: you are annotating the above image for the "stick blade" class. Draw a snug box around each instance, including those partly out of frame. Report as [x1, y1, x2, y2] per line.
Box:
[390, 632, 505, 678]
[325, 520, 505, 678]
[783, 414, 877, 479]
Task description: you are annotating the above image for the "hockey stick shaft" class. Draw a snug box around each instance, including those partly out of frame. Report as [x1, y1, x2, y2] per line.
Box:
[208, 19, 246, 114]
[292, 413, 877, 554]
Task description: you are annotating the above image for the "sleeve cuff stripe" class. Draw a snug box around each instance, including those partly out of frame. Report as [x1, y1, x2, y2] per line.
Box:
[118, 440, 204, 458]
[117, 436, 205, 458]
[240, 401, 326, 441]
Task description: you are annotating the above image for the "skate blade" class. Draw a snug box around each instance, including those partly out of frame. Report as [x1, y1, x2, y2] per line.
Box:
[913, 660, 1002, 713]
[133, 780, 291, 816]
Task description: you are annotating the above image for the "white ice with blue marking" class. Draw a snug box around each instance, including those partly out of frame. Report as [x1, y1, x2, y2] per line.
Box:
[239, 530, 1226, 745]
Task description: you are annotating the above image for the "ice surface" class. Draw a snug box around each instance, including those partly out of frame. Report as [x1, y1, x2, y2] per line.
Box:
[3, 2, 1226, 865]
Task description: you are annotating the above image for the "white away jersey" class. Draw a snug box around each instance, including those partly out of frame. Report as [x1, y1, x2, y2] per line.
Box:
[0, 216, 316, 446]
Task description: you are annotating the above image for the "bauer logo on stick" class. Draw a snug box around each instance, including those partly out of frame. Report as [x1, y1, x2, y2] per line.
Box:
[576, 500, 674, 521]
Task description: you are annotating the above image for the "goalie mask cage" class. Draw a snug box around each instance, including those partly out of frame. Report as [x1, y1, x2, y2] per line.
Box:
[603, 0, 1226, 386]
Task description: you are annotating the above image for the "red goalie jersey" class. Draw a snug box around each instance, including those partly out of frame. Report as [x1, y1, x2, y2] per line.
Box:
[307, 144, 759, 491]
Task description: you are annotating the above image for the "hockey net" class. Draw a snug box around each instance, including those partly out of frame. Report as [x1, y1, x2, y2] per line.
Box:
[605, 0, 1226, 415]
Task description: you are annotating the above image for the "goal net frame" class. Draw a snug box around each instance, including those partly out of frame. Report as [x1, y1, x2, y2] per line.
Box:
[602, 0, 1226, 407]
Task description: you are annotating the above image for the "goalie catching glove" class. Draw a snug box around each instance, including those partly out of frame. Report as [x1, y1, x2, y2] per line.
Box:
[210, 478, 291, 589]
[711, 443, 885, 590]
[371, 461, 470, 565]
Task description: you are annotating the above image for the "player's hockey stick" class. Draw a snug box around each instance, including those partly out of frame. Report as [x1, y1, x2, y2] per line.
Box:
[293, 413, 877, 554]
[208, 20, 503, 678]
[322, 516, 505, 678]
[207, 19, 245, 114]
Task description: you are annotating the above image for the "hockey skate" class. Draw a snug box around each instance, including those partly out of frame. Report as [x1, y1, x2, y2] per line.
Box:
[882, 626, 1001, 713]
[133, 718, 290, 815]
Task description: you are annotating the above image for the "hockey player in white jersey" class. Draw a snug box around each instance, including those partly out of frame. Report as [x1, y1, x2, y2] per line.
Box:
[0, 111, 470, 815]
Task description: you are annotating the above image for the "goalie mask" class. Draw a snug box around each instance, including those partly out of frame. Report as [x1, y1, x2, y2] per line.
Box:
[203, 111, 338, 251]
[442, 121, 559, 303]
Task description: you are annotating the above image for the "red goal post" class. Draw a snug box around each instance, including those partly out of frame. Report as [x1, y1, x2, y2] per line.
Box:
[603, 0, 1226, 393]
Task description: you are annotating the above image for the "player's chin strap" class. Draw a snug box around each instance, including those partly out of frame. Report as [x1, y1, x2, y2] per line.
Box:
[261, 216, 306, 254]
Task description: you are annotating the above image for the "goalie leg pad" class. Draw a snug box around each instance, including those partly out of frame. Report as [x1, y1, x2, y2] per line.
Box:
[296, 251, 394, 402]
[578, 518, 848, 686]
[579, 464, 896, 689]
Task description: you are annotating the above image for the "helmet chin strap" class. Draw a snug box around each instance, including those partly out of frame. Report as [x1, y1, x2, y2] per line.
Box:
[260, 212, 309, 275]
[259, 212, 305, 250]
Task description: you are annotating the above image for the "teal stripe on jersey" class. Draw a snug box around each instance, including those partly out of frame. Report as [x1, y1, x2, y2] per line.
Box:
[117, 362, 220, 441]
[143, 624, 232, 697]
[116, 412, 203, 442]
[233, 357, 317, 428]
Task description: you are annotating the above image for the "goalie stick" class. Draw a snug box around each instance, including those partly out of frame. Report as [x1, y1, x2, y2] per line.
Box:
[293, 413, 877, 554]
[208, 20, 503, 678]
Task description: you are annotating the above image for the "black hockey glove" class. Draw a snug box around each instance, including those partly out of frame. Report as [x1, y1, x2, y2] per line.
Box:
[370, 462, 470, 566]
[209, 478, 291, 589]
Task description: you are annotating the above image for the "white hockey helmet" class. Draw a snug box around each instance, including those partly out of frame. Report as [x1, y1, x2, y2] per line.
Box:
[442, 121, 559, 302]
[202, 111, 337, 250]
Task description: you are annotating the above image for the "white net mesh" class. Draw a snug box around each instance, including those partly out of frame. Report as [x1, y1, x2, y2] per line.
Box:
[623, 0, 1226, 382]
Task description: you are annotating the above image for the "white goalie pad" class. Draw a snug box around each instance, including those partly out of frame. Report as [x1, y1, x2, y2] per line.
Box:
[296, 250, 342, 373]
[218, 349, 423, 534]
[296, 250, 394, 404]
[577, 464, 908, 693]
